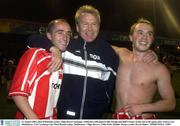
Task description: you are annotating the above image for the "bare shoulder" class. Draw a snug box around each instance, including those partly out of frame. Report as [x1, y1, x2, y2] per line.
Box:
[153, 61, 170, 75]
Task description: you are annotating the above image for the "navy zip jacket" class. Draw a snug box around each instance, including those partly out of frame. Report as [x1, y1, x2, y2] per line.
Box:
[27, 34, 119, 119]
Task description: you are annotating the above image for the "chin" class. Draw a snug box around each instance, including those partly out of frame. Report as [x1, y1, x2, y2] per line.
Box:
[60, 48, 66, 52]
[59, 45, 67, 51]
[86, 38, 96, 42]
[83, 36, 96, 42]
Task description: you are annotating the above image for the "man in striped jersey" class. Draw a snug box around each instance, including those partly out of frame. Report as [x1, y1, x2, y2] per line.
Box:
[9, 19, 72, 119]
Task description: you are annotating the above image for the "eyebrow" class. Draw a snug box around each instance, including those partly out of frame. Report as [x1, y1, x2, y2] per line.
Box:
[56, 29, 71, 32]
[54, 29, 72, 35]
[137, 29, 153, 33]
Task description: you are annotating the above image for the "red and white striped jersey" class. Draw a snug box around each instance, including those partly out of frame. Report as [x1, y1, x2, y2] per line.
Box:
[9, 48, 63, 119]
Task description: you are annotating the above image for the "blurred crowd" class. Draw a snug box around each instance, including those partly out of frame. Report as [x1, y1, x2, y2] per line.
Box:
[0, 55, 16, 94]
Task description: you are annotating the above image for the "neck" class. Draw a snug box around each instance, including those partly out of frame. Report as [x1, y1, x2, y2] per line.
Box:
[132, 50, 147, 62]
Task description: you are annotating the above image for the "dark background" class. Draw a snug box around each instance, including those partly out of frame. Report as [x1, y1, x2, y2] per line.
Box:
[1, 0, 180, 39]
[0, 0, 180, 61]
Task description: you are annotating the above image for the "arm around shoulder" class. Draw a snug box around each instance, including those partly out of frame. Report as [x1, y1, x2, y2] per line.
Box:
[112, 46, 132, 63]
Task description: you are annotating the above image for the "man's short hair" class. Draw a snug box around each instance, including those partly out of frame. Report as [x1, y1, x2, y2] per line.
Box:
[130, 18, 154, 35]
[47, 19, 69, 33]
[75, 5, 101, 24]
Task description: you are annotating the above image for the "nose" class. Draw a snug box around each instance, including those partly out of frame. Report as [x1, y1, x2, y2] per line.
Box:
[61, 32, 71, 40]
[142, 33, 148, 39]
[61, 34, 68, 42]
[87, 24, 93, 31]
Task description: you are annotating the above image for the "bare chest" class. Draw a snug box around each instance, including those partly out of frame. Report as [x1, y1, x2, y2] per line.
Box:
[125, 63, 156, 86]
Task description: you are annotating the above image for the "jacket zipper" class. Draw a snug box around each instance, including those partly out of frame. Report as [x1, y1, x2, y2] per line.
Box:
[80, 41, 88, 119]
[106, 91, 110, 104]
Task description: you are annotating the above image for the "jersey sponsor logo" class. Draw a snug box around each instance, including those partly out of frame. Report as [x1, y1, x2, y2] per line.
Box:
[52, 83, 61, 89]
[89, 54, 101, 61]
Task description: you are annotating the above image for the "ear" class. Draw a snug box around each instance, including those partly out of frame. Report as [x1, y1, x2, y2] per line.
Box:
[46, 33, 52, 41]
[129, 35, 133, 42]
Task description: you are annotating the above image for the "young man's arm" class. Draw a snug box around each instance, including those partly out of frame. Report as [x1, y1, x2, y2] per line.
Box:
[48, 47, 62, 72]
[144, 64, 176, 112]
[26, 34, 62, 72]
[12, 96, 39, 119]
[112, 45, 158, 63]
[112, 46, 132, 63]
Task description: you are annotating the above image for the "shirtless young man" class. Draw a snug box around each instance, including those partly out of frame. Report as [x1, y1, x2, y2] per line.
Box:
[114, 18, 176, 119]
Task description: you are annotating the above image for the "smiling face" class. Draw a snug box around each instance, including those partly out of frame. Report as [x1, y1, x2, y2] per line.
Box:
[47, 20, 72, 52]
[76, 12, 100, 42]
[129, 22, 154, 52]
